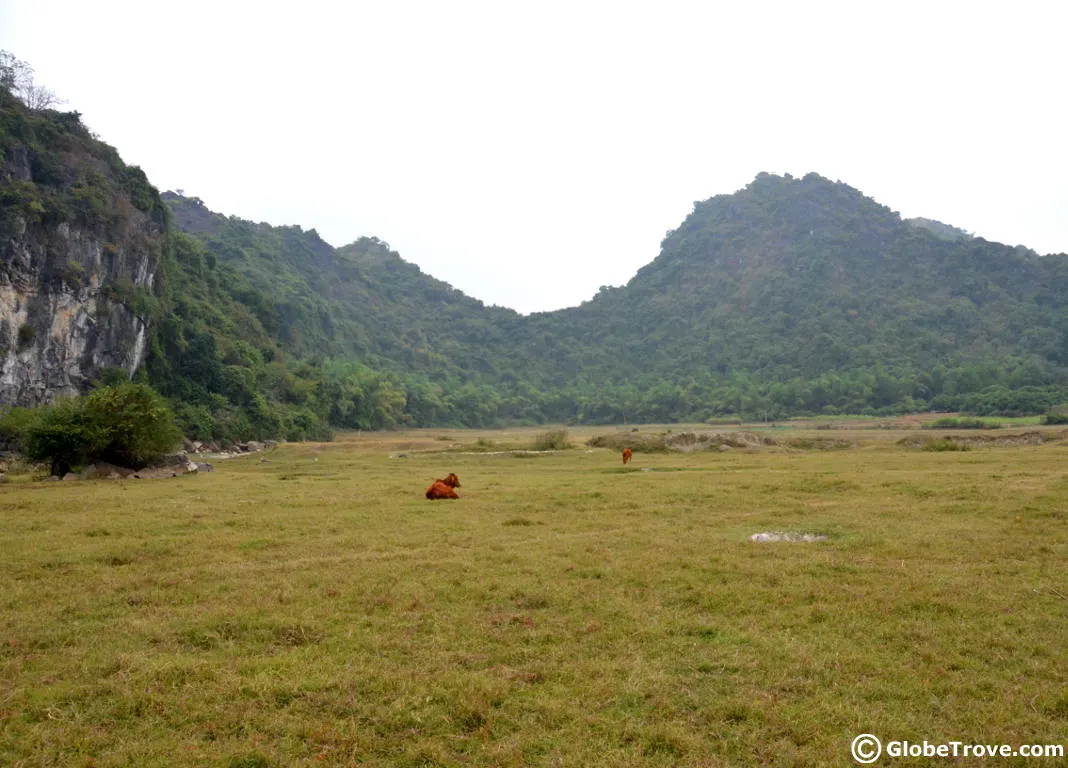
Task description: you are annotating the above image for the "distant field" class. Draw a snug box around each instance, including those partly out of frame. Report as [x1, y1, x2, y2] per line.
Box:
[1, 427, 1066, 766]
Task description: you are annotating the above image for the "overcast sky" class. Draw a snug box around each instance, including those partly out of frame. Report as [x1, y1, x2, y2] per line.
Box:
[2, 1, 1065, 313]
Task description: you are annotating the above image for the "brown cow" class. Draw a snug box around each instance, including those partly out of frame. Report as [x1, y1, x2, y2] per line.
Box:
[426, 480, 459, 500]
[622, 448, 633, 464]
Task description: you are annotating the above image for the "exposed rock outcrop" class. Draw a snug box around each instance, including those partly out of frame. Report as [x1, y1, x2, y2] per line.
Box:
[0, 92, 166, 406]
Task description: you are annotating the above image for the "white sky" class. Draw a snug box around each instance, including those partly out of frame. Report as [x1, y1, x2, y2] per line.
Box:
[2, 1, 1066, 313]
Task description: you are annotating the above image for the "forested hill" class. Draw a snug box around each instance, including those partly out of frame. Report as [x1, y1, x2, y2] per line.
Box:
[10, 50, 1064, 437]
[164, 193, 525, 369]
[157, 172, 1068, 433]
[533, 172, 1068, 397]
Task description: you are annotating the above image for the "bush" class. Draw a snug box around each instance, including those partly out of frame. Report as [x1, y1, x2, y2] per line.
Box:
[531, 429, 571, 451]
[586, 432, 670, 453]
[24, 399, 108, 476]
[0, 179, 45, 222]
[0, 406, 41, 451]
[80, 383, 182, 468]
[921, 438, 971, 452]
[93, 366, 130, 389]
[927, 417, 998, 430]
[1043, 406, 1068, 425]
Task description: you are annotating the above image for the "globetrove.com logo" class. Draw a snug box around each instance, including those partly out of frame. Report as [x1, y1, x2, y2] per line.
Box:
[851, 734, 1065, 763]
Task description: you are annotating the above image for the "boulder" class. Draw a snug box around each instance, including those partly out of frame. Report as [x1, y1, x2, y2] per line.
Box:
[157, 451, 190, 467]
[82, 462, 134, 479]
[246, 441, 264, 453]
[750, 531, 828, 543]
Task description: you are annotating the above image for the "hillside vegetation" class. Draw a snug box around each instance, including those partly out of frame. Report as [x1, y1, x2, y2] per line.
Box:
[3, 50, 1068, 435]
[158, 173, 1068, 433]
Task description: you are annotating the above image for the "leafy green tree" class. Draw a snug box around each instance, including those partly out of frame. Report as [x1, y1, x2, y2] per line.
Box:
[82, 383, 183, 468]
[24, 400, 107, 476]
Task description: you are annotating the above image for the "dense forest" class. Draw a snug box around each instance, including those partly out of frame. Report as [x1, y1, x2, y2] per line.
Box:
[3, 55, 1067, 437]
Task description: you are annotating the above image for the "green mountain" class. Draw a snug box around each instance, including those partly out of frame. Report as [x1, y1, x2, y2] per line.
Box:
[531, 173, 1068, 397]
[158, 172, 1068, 430]
[3, 58, 1067, 434]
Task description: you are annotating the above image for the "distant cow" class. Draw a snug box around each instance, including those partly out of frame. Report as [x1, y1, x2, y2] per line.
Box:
[622, 448, 633, 464]
[426, 480, 459, 500]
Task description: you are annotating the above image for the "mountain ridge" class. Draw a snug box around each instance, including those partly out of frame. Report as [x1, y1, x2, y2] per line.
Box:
[155, 169, 1068, 431]
[3, 70, 1066, 434]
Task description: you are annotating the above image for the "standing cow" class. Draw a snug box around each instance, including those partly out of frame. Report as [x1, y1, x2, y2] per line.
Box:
[622, 448, 633, 464]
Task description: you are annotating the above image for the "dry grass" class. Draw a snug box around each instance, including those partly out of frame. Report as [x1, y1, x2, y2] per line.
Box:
[1, 427, 1066, 766]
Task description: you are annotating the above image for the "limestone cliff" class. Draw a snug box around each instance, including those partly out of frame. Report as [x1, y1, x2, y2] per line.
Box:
[0, 89, 166, 405]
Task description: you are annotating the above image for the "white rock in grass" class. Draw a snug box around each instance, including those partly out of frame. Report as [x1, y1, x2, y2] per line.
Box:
[750, 531, 828, 543]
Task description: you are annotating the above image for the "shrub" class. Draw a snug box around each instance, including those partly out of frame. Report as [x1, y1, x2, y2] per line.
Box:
[0, 406, 39, 451]
[1043, 406, 1068, 425]
[928, 417, 998, 430]
[94, 366, 131, 389]
[24, 399, 108, 476]
[531, 429, 571, 451]
[922, 438, 971, 452]
[586, 432, 669, 453]
[82, 383, 183, 468]
[0, 179, 45, 222]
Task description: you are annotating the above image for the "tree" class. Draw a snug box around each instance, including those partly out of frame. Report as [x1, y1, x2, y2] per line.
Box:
[0, 50, 64, 109]
[21, 82, 63, 110]
[83, 383, 183, 468]
[23, 384, 184, 476]
[0, 50, 32, 94]
[23, 400, 107, 477]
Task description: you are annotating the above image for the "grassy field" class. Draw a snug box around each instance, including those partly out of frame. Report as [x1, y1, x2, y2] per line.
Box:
[1, 426, 1066, 766]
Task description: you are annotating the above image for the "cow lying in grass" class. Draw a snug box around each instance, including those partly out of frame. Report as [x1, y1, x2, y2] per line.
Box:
[622, 448, 633, 464]
[426, 473, 461, 500]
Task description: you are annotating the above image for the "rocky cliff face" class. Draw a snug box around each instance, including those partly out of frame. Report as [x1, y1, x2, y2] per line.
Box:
[0, 216, 161, 405]
[0, 92, 167, 405]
